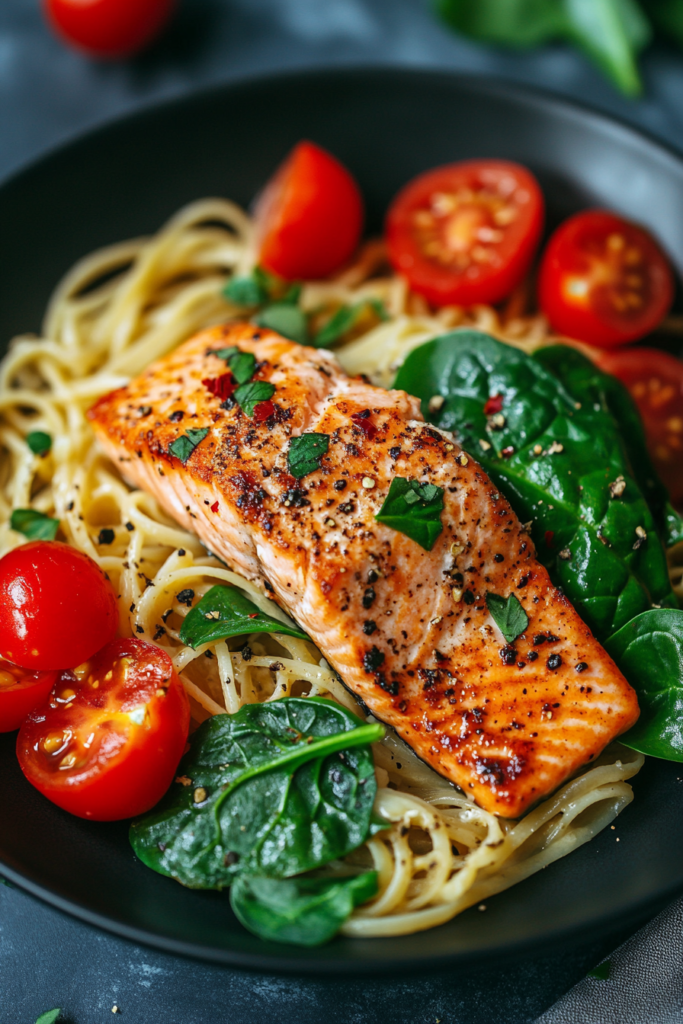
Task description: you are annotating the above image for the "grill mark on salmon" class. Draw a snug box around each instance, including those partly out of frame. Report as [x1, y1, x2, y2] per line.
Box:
[88, 323, 639, 817]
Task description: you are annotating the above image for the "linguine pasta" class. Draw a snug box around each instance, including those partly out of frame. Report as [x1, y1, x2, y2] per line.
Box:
[0, 198, 644, 938]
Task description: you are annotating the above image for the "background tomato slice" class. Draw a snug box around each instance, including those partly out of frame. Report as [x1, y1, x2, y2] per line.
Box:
[17, 638, 189, 820]
[254, 141, 364, 281]
[538, 210, 674, 349]
[0, 540, 119, 671]
[44, 0, 174, 58]
[385, 159, 544, 307]
[0, 661, 57, 733]
[595, 346, 683, 509]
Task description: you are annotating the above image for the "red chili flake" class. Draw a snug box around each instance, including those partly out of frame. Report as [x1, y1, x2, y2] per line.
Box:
[545, 530, 555, 547]
[501, 446, 515, 458]
[483, 394, 504, 415]
[202, 373, 235, 401]
[253, 399, 275, 422]
[248, 613, 259, 619]
[210, 501, 219, 514]
[351, 410, 377, 440]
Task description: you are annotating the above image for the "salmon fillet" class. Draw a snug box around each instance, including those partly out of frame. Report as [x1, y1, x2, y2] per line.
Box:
[88, 323, 639, 817]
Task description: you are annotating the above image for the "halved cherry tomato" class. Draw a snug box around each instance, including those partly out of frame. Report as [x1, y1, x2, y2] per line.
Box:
[44, 0, 174, 58]
[0, 541, 119, 672]
[538, 210, 674, 349]
[0, 660, 58, 733]
[254, 141, 364, 280]
[385, 160, 544, 308]
[17, 639, 190, 820]
[595, 346, 683, 508]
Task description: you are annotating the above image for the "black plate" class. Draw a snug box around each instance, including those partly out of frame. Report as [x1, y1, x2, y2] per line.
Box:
[0, 68, 682, 973]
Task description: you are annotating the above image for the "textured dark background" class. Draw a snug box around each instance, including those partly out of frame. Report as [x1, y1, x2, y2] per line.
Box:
[2, 1, 683, 1021]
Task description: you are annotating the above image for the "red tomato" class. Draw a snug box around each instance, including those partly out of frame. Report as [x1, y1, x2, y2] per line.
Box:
[254, 141, 364, 280]
[0, 660, 58, 733]
[0, 541, 119, 671]
[17, 639, 190, 820]
[385, 160, 544, 307]
[44, 0, 174, 58]
[595, 346, 683, 508]
[538, 210, 674, 349]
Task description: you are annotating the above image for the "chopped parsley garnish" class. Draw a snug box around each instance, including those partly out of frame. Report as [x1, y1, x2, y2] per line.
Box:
[485, 592, 529, 643]
[214, 345, 240, 362]
[287, 433, 330, 479]
[223, 274, 268, 307]
[169, 428, 209, 464]
[10, 508, 59, 540]
[234, 381, 276, 418]
[34, 1010, 62, 1024]
[26, 431, 52, 456]
[229, 351, 257, 385]
[179, 584, 308, 649]
[255, 303, 308, 345]
[314, 299, 388, 349]
[374, 478, 444, 551]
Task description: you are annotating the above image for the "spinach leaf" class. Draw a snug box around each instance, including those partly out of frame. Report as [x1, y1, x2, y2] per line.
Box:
[288, 433, 330, 479]
[375, 478, 444, 551]
[169, 428, 209, 464]
[395, 331, 677, 641]
[314, 300, 388, 349]
[35, 1012, 62, 1024]
[234, 381, 276, 418]
[179, 584, 309, 648]
[486, 592, 529, 643]
[255, 304, 309, 345]
[130, 698, 383, 888]
[605, 608, 683, 761]
[224, 274, 269, 308]
[230, 871, 377, 946]
[10, 508, 59, 540]
[26, 431, 52, 456]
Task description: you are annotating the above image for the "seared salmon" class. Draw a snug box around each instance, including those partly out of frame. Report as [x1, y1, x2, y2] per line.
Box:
[88, 324, 639, 817]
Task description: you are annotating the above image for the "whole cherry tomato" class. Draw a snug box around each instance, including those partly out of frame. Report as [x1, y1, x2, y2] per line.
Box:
[254, 141, 364, 281]
[44, 0, 174, 58]
[386, 159, 544, 307]
[538, 210, 674, 349]
[0, 541, 119, 671]
[0, 660, 58, 733]
[17, 639, 190, 820]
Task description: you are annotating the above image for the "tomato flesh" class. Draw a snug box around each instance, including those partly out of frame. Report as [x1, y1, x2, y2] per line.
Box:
[386, 160, 544, 307]
[538, 210, 674, 349]
[0, 660, 58, 733]
[17, 639, 190, 820]
[0, 540, 119, 672]
[44, 0, 174, 58]
[255, 141, 364, 281]
[596, 346, 683, 508]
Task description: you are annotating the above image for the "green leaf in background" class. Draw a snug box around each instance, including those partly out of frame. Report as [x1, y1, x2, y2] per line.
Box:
[374, 477, 445, 551]
[10, 508, 60, 541]
[486, 592, 530, 643]
[313, 299, 388, 349]
[130, 697, 383, 889]
[435, 0, 566, 47]
[587, 960, 612, 980]
[648, 0, 683, 46]
[255, 303, 309, 345]
[179, 584, 309, 648]
[605, 607, 683, 761]
[233, 380, 276, 418]
[287, 433, 330, 479]
[168, 427, 209, 464]
[26, 431, 52, 456]
[231, 871, 378, 946]
[224, 274, 269, 307]
[564, 0, 651, 96]
[35, 1011, 62, 1024]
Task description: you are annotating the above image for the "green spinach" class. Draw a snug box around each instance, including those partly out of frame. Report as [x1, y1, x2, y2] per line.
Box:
[179, 584, 308, 648]
[375, 478, 445, 551]
[10, 508, 59, 540]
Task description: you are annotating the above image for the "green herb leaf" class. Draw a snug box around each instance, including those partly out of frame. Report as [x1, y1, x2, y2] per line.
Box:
[130, 697, 383, 888]
[435, 0, 566, 48]
[228, 351, 257, 385]
[231, 871, 378, 946]
[564, 0, 649, 97]
[375, 477, 444, 551]
[35, 1011, 62, 1024]
[587, 959, 611, 980]
[255, 303, 309, 345]
[10, 508, 60, 541]
[223, 274, 269, 307]
[26, 431, 52, 456]
[486, 592, 529, 643]
[168, 427, 209, 464]
[282, 283, 303, 305]
[214, 345, 241, 362]
[649, 0, 683, 46]
[179, 584, 309, 649]
[234, 380, 276, 418]
[605, 608, 683, 761]
[287, 433, 330, 479]
[314, 299, 388, 349]
[664, 502, 683, 549]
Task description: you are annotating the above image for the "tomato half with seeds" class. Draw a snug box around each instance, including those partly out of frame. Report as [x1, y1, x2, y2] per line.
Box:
[386, 160, 544, 307]
[254, 141, 364, 280]
[538, 210, 674, 349]
[0, 660, 58, 733]
[596, 346, 683, 508]
[17, 639, 189, 820]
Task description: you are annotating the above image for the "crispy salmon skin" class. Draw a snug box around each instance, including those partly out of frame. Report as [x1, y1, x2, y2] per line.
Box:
[88, 323, 639, 817]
